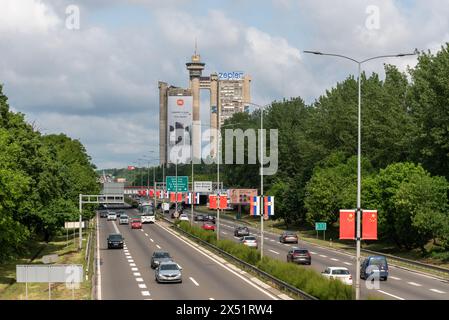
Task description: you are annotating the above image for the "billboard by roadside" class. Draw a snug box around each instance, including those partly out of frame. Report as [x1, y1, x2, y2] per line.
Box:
[229, 189, 258, 204]
[167, 95, 192, 164]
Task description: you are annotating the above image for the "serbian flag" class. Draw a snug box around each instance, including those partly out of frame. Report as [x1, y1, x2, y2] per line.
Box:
[209, 195, 218, 209]
[264, 196, 274, 219]
[127, 166, 135, 170]
[362, 210, 378, 240]
[186, 193, 200, 205]
[156, 190, 162, 199]
[339, 209, 356, 240]
[250, 196, 260, 216]
[164, 191, 169, 199]
[219, 195, 228, 209]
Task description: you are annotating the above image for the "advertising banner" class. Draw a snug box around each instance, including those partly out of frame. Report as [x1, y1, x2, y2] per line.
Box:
[229, 189, 258, 204]
[167, 95, 192, 164]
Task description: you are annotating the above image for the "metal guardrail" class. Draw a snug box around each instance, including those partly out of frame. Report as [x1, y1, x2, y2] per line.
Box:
[160, 216, 318, 300]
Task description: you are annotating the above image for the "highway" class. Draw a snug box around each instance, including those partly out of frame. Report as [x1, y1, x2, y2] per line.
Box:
[97, 208, 283, 300]
[174, 209, 449, 300]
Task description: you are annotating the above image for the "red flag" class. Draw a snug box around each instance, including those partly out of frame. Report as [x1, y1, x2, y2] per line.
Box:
[177, 193, 183, 202]
[149, 189, 154, 197]
[127, 166, 135, 170]
[219, 195, 228, 209]
[339, 209, 356, 240]
[209, 195, 218, 209]
[362, 210, 378, 240]
[170, 192, 175, 202]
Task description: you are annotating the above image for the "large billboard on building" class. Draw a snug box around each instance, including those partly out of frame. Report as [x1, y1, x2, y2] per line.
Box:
[167, 95, 192, 164]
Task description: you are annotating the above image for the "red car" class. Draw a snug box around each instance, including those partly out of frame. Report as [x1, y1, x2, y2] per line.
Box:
[201, 222, 215, 231]
[131, 218, 142, 229]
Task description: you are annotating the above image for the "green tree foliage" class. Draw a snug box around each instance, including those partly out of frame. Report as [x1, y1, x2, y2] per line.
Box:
[0, 85, 99, 261]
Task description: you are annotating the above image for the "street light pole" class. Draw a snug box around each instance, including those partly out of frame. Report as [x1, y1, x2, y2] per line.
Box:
[304, 49, 417, 300]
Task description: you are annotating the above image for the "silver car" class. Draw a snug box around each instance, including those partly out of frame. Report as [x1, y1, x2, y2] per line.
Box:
[119, 215, 129, 224]
[155, 261, 182, 283]
[241, 236, 258, 249]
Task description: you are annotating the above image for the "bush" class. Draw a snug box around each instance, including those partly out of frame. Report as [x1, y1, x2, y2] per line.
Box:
[176, 221, 353, 300]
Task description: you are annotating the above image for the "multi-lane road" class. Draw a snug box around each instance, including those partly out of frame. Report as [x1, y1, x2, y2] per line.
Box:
[97, 208, 288, 300]
[181, 210, 449, 300]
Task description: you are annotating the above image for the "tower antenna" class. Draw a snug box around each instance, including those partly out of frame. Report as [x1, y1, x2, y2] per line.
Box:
[194, 37, 198, 55]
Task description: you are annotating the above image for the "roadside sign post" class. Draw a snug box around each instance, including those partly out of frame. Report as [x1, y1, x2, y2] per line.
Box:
[315, 222, 327, 241]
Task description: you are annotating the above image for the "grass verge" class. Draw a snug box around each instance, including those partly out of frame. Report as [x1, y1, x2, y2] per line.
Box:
[0, 226, 93, 300]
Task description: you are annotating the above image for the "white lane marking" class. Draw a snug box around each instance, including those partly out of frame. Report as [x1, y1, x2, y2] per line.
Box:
[128, 259, 135, 263]
[112, 221, 120, 233]
[209, 298, 214, 300]
[222, 232, 227, 235]
[150, 238, 154, 242]
[141, 291, 151, 296]
[138, 284, 147, 289]
[377, 290, 405, 300]
[132, 267, 138, 271]
[136, 278, 144, 282]
[430, 289, 446, 294]
[130, 263, 136, 267]
[156, 245, 161, 249]
[390, 276, 401, 280]
[408, 282, 422, 287]
[155, 222, 278, 300]
[145, 233, 149, 236]
[331, 258, 339, 261]
[343, 262, 352, 266]
[96, 213, 102, 300]
[264, 237, 269, 240]
[189, 277, 200, 286]
[140, 229, 144, 232]
[133, 272, 141, 276]
[283, 244, 290, 247]
[270, 239, 275, 242]
[278, 293, 294, 300]
[310, 252, 317, 255]
[269, 250, 280, 255]
[320, 255, 327, 258]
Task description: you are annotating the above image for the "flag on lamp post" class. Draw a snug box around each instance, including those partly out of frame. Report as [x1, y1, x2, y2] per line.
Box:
[362, 210, 378, 240]
[263, 196, 274, 219]
[250, 196, 260, 216]
[219, 194, 228, 209]
[209, 195, 218, 209]
[186, 192, 200, 205]
[339, 209, 356, 240]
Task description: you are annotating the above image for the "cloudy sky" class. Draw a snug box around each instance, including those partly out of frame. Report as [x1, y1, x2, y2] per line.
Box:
[1, 0, 448, 169]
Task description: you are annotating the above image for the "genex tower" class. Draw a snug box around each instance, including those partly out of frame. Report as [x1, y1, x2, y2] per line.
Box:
[159, 49, 251, 166]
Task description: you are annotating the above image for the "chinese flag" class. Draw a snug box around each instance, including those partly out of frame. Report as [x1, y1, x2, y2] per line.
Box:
[339, 210, 356, 240]
[362, 210, 378, 240]
[219, 195, 227, 209]
[209, 195, 218, 209]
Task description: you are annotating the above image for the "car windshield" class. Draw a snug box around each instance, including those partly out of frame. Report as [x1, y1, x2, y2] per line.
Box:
[332, 269, 350, 275]
[245, 237, 256, 241]
[154, 252, 170, 258]
[109, 235, 122, 240]
[294, 250, 308, 254]
[132, 219, 140, 222]
[121, 215, 128, 219]
[285, 232, 296, 236]
[160, 264, 178, 271]
[370, 257, 387, 266]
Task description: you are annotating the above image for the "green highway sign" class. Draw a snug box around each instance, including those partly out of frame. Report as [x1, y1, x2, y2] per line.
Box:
[166, 176, 188, 192]
[315, 222, 327, 231]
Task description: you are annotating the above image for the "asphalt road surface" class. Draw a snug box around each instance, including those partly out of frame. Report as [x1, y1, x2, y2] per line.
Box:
[97, 209, 279, 300]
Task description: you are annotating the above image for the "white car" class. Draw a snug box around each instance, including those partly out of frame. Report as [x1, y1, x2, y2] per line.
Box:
[241, 236, 258, 249]
[179, 214, 189, 221]
[321, 267, 353, 285]
[107, 212, 117, 221]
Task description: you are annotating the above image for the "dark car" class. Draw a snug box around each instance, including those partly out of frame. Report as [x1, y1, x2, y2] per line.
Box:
[107, 233, 124, 249]
[279, 231, 298, 244]
[234, 226, 250, 237]
[287, 248, 311, 265]
[117, 210, 125, 217]
[99, 211, 108, 218]
[194, 214, 205, 221]
[151, 251, 173, 269]
[204, 215, 216, 224]
[360, 256, 389, 281]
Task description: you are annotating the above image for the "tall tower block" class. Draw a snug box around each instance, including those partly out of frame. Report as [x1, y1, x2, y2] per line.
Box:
[186, 51, 205, 161]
